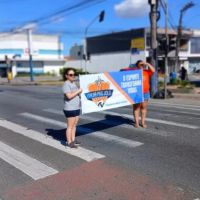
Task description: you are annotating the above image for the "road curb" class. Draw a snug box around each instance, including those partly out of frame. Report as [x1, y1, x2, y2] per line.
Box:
[0, 83, 38, 86]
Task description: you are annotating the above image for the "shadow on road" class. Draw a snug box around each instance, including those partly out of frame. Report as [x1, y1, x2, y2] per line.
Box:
[45, 114, 134, 146]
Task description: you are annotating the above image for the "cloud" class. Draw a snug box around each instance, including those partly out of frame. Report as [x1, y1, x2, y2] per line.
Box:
[114, 0, 149, 18]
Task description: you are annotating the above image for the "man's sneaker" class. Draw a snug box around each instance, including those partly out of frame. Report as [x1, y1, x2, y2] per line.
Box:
[74, 140, 81, 146]
[68, 142, 78, 149]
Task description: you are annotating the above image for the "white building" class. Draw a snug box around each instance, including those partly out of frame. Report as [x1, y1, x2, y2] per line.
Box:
[0, 33, 65, 77]
[183, 30, 200, 73]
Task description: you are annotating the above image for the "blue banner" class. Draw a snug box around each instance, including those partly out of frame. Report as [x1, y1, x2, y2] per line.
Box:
[80, 69, 143, 114]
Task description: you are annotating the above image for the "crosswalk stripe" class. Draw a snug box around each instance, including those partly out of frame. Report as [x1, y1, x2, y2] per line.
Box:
[150, 101, 200, 109]
[44, 108, 124, 124]
[120, 106, 200, 117]
[20, 112, 144, 148]
[20, 112, 65, 127]
[0, 141, 58, 180]
[149, 108, 200, 117]
[45, 108, 199, 130]
[44, 108, 170, 137]
[101, 111, 199, 130]
[0, 119, 105, 162]
[44, 108, 63, 115]
[150, 104, 200, 112]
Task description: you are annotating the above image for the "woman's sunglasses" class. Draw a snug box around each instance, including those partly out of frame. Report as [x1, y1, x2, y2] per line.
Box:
[67, 74, 75, 77]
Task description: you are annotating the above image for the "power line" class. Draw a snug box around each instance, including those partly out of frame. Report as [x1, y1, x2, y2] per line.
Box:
[159, 0, 176, 31]
[13, 0, 106, 29]
[0, 0, 107, 38]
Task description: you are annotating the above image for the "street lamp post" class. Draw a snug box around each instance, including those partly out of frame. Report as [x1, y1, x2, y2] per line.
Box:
[84, 10, 105, 72]
[13, 23, 36, 82]
[27, 28, 34, 82]
[175, 1, 195, 72]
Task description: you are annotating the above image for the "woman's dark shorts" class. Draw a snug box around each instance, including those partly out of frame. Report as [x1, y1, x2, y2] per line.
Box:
[63, 109, 80, 118]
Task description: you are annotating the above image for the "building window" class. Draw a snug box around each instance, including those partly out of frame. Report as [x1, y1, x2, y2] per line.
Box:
[191, 37, 200, 54]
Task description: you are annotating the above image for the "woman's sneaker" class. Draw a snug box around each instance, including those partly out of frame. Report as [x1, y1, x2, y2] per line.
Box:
[74, 140, 81, 146]
[68, 142, 78, 149]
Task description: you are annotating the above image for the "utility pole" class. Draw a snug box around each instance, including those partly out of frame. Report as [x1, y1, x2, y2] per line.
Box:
[164, 0, 169, 99]
[149, 0, 159, 97]
[175, 12, 182, 73]
[175, 1, 195, 73]
[27, 29, 34, 82]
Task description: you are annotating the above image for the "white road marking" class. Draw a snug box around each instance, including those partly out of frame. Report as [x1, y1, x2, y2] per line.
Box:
[101, 111, 200, 130]
[20, 112, 144, 148]
[85, 129, 144, 148]
[44, 108, 63, 115]
[120, 106, 200, 117]
[0, 141, 58, 180]
[150, 104, 200, 112]
[120, 103, 200, 112]
[0, 119, 105, 162]
[44, 108, 129, 124]
[149, 108, 200, 117]
[150, 101, 200, 109]
[44, 108, 170, 137]
[22, 112, 65, 127]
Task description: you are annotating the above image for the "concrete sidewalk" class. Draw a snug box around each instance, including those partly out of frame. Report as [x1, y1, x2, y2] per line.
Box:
[0, 77, 37, 86]
[0, 76, 62, 86]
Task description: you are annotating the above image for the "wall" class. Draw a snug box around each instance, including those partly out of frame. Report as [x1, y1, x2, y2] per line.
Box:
[43, 61, 65, 76]
[16, 61, 44, 74]
[65, 51, 146, 73]
[0, 33, 64, 60]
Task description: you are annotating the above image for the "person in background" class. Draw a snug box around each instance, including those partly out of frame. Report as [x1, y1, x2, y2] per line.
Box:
[180, 66, 187, 81]
[133, 60, 155, 128]
[62, 68, 82, 148]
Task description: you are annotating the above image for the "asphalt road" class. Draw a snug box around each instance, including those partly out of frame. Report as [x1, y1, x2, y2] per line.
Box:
[0, 85, 200, 200]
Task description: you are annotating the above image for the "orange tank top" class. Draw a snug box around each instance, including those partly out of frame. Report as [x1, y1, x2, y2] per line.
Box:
[142, 69, 154, 93]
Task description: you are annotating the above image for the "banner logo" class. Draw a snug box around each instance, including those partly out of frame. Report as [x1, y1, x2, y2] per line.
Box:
[85, 77, 113, 107]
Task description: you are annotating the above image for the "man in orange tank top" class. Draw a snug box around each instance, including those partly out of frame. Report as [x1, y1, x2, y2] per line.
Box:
[133, 60, 155, 128]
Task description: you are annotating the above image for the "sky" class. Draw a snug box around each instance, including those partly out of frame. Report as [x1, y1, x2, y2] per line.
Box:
[0, 0, 200, 55]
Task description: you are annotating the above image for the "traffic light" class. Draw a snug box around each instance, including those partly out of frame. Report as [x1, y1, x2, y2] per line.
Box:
[77, 51, 81, 56]
[87, 52, 91, 60]
[158, 36, 177, 54]
[169, 36, 176, 52]
[99, 11, 105, 23]
[5, 55, 9, 64]
[157, 37, 167, 53]
[83, 52, 91, 61]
